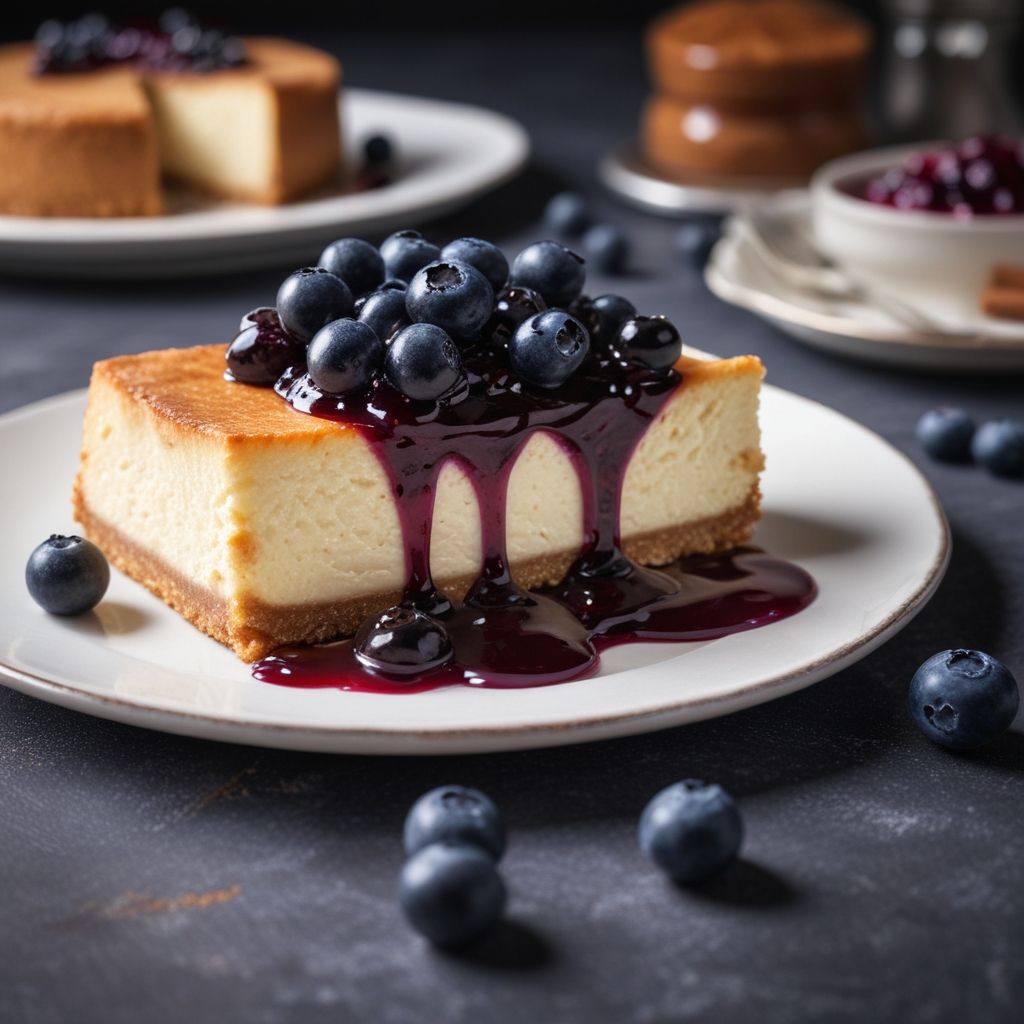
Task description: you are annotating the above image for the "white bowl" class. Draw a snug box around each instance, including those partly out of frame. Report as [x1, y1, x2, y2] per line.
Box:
[811, 143, 1024, 329]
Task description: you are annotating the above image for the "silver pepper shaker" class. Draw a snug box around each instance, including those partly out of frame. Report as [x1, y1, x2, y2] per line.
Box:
[878, 0, 1024, 142]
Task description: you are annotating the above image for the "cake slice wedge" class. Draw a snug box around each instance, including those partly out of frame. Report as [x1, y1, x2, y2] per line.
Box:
[72, 344, 764, 661]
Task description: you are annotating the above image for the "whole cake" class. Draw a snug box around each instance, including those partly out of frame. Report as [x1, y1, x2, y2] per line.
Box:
[72, 230, 815, 690]
[641, 0, 870, 183]
[0, 12, 343, 216]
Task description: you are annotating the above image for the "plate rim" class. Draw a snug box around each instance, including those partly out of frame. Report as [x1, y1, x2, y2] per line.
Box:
[0, 386, 951, 752]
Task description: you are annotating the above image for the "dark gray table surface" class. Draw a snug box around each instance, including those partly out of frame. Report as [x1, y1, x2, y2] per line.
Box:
[1, 29, 1022, 1024]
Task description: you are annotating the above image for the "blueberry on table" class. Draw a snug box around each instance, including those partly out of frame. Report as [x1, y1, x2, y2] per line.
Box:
[510, 240, 587, 308]
[616, 316, 682, 371]
[582, 223, 629, 275]
[916, 408, 976, 463]
[276, 267, 354, 345]
[354, 604, 454, 675]
[306, 319, 383, 396]
[543, 191, 591, 237]
[639, 780, 743, 883]
[971, 420, 1024, 477]
[405, 260, 495, 340]
[404, 785, 506, 862]
[590, 293, 637, 350]
[510, 310, 591, 389]
[399, 841, 507, 948]
[909, 649, 1019, 750]
[380, 230, 441, 283]
[674, 218, 722, 269]
[488, 286, 547, 347]
[318, 237, 385, 297]
[26, 535, 110, 616]
[440, 237, 509, 293]
[385, 324, 464, 402]
[357, 288, 410, 344]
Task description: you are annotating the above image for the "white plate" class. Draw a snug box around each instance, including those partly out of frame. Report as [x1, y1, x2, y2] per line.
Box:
[706, 192, 1024, 372]
[0, 88, 529, 279]
[0, 386, 949, 755]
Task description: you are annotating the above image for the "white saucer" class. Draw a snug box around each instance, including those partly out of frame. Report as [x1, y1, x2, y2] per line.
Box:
[706, 192, 1024, 372]
[0, 385, 948, 755]
[0, 88, 529, 279]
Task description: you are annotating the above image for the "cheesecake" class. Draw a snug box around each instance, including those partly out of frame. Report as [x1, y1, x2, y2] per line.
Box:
[641, 0, 870, 183]
[73, 343, 764, 662]
[0, 20, 342, 217]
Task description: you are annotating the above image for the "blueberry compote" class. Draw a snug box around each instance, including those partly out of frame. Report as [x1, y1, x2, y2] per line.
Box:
[251, 344, 816, 694]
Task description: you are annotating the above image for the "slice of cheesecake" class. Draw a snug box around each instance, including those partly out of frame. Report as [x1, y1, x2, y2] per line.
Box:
[73, 344, 764, 661]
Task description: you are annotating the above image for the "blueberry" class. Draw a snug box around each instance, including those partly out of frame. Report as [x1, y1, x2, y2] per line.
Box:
[26, 535, 110, 616]
[617, 316, 682, 371]
[276, 267, 353, 345]
[916, 408, 976, 462]
[591, 294, 637, 350]
[543, 191, 590, 237]
[318, 237, 385, 297]
[385, 324, 464, 402]
[404, 785, 506, 861]
[405, 261, 494, 340]
[358, 288, 411, 343]
[638, 780, 743, 883]
[582, 223, 629, 275]
[379, 279, 407, 292]
[363, 133, 394, 166]
[226, 308, 304, 387]
[909, 649, 1019, 750]
[399, 841, 506, 947]
[354, 604, 454, 675]
[971, 420, 1024, 477]
[509, 310, 590, 389]
[488, 286, 547, 347]
[675, 218, 721, 269]
[440, 238, 509, 292]
[510, 241, 586, 307]
[306, 319, 383, 395]
[380, 230, 441, 283]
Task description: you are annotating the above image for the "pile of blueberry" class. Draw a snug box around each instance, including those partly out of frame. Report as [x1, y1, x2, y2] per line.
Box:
[864, 135, 1024, 216]
[34, 9, 246, 75]
[226, 230, 684, 400]
[917, 407, 1024, 478]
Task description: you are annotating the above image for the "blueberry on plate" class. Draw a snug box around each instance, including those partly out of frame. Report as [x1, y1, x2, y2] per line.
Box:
[674, 218, 721, 269]
[385, 323, 464, 402]
[916, 407, 976, 462]
[26, 535, 110, 616]
[358, 288, 411, 343]
[971, 420, 1024, 477]
[510, 240, 587, 308]
[639, 780, 743, 883]
[488, 286, 547, 347]
[510, 309, 590, 389]
[405, 260, 495, 339]
[399, 841, 506, 948]
[380, 230, 442, 283]
[404, 785, 506, 861]
[306, 318, 383, 395]
[318, 237, 385, 297]
[543, 191, 590, 237]
[355, 604, 454, 676]
[227, 308, 303, 386]
[617, 315, 682, 370]
[909, 649, 1019, 750]
[276, 267, 353, 345]
[590, 294, 637, 350]
[440, 237, 509, 293]
[363, 133, 394, 166]
[582, 223, 629, 275]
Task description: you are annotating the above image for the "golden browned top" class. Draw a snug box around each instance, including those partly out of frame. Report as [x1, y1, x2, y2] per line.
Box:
[90, 343, 762, 443]
[651, 0, 870, 69]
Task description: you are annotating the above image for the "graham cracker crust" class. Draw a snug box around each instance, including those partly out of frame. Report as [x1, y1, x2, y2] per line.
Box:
[73, 485, 761, 662]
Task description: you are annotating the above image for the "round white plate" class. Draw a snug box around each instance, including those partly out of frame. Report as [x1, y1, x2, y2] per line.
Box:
[0, 385, 949, 755]
[0, 88, 529, 279]
[706, 192, 1024, 372]
[599, 142, 799, 216]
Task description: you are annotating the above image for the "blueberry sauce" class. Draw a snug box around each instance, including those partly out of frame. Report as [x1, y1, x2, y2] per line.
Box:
[252, 347, 816, 693]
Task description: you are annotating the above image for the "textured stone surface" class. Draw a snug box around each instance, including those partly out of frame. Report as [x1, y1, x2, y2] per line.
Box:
[0, 29, 1022, 1024]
